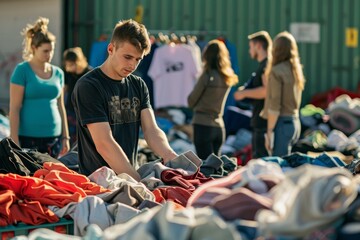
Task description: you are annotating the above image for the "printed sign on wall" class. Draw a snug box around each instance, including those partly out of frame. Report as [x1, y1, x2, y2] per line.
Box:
[346, 28, 358, 48]
[290, 23, 320, 43]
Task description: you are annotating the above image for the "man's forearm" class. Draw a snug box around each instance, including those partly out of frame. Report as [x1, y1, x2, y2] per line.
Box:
[144, 127, 178, 164]
[243, 86, 267, 99]
[97, 140, 141, 181]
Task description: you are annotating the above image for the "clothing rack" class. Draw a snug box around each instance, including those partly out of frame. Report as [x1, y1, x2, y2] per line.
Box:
[148, 29, 226, 38]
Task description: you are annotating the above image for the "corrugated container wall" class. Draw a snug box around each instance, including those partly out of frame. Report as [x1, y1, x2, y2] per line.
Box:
[64, 0, 360, 105]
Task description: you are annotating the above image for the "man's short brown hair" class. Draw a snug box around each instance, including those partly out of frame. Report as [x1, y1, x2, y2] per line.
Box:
[111, 19, 151, 55]
[248, 30, 272, 51]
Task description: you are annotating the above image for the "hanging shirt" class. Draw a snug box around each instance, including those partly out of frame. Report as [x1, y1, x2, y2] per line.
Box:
[134, 42, 160, 108]
[148, 43, 201, 109]
[187, 39, 203, 73]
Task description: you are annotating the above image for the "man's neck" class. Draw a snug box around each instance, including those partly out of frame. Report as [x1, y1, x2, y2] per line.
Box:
[257, 52, 267, 62]
[100, 60, 124, 81]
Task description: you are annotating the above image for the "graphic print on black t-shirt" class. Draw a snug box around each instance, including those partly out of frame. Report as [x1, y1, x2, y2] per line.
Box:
[165, 61, 184, 73]
[109, 96, 140, 124]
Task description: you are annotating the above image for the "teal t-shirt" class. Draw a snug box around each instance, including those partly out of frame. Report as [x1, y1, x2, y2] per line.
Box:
[10, 61, 64, 137]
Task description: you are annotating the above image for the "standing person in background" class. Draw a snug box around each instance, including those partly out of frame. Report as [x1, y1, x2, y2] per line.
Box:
[234, 31, 272, 158]
[261, 31, 305, 156]
[188, 39, 238, 160]
[63, 47, 92, 146]
[72, 19, 178, 180]
[9, 17, 70, 158]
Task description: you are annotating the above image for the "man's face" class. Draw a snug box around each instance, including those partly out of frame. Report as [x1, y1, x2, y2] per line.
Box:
[248, 41, 258, 60]
[108, 41, 144, 79]
[64, 61, 77, 73]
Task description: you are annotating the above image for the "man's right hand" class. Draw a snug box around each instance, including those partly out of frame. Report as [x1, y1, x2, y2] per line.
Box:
[87, 122, 141, 181]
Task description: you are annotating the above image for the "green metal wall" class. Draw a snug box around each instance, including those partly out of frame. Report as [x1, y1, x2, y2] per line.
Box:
[64, 0, 360, 105]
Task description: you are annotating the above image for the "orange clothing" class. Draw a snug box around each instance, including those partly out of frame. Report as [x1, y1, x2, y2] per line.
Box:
[0, 173, 82, 207]
[0, 163, 109, 226]
[34, 162, 110, 196]
[0, 189, 59, 226]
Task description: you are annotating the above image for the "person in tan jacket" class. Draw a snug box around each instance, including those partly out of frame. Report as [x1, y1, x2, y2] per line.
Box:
[261, 31, 305, 156]
[188, 40, 238, 160]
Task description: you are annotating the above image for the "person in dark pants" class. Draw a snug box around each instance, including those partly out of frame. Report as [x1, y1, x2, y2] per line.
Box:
[234, 31, 272, 158]
[63, 47, 92, 147]
[188, 40, 238, 160]
[9, 17, 70, 158]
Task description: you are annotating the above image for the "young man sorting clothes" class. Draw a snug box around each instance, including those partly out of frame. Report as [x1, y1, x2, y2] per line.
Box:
[72, 19, 178, 180]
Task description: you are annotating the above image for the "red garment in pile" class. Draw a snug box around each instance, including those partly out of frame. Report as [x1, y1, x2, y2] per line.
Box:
[160, 169, 213, 191]
[152, 169, 213, 207]
[0, 189, 59, 226]
[0, 162, 110, 226]
[33, 162, 110, 196]
[153, 186, 192, 207]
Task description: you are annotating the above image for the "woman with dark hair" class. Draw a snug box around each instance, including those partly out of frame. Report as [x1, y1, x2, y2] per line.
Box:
[9, 17, 69, 157]
[261, 31, 305, 156]
[188, 39, 238, 160]
[63, 47, 92, 146]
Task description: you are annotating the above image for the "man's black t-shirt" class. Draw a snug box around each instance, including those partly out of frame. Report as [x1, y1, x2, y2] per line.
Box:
[250, 58, 267, 128]
[72, 68, 151, 176]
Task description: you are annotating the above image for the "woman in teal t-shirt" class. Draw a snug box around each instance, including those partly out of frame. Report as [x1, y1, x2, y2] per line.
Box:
[9, 17, 70, 158]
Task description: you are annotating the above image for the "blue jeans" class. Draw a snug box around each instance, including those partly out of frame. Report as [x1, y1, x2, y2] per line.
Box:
[273, 116, 301, 157]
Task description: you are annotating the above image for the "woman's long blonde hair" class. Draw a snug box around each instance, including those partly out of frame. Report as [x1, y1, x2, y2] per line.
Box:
[21, 17, 55, 61]
[265, 31, 305, 90]
[202, 39, 238, 86]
